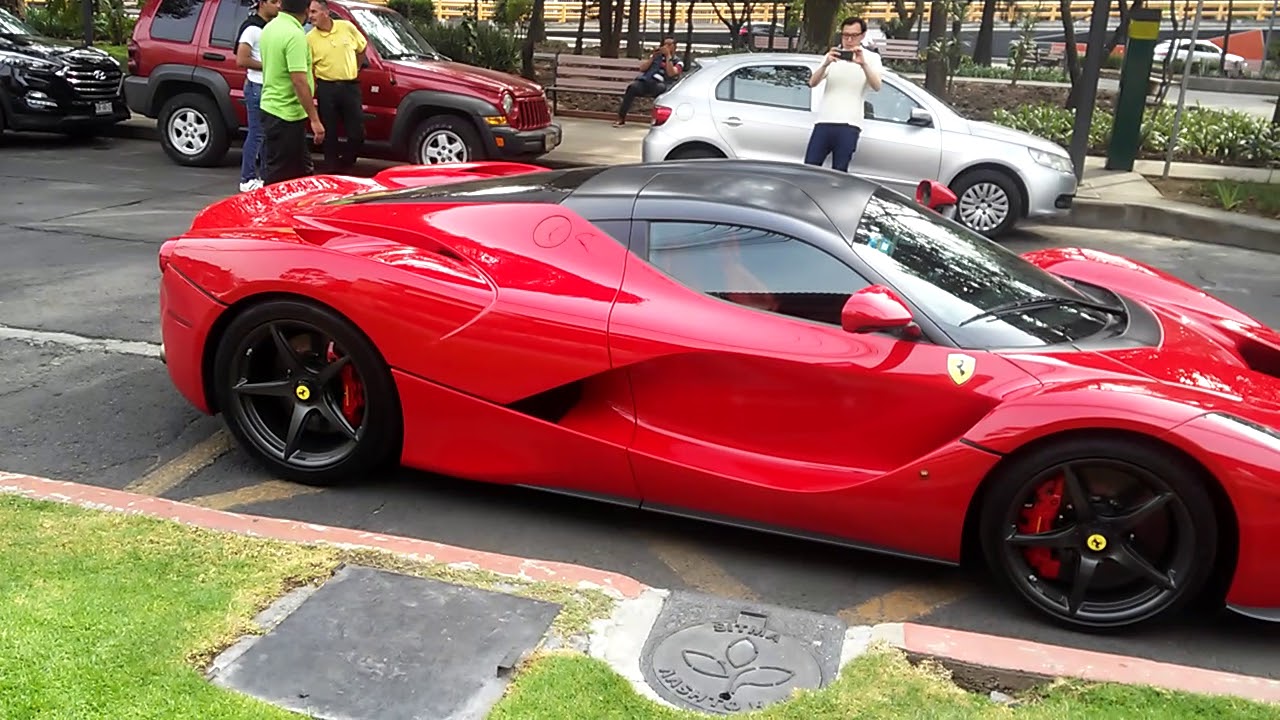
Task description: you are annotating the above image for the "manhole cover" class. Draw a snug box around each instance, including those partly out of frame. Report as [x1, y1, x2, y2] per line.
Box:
[648, 610, 823, 715]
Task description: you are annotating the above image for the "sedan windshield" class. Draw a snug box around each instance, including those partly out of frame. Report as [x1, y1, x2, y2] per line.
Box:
[349, 7, 440, 60]
[0, 7, 35, 35]
[850, 189, 1121, 349]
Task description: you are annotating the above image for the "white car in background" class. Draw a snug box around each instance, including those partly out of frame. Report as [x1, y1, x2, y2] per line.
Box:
[640, 52, 1079, 237]
[1153, 39, 1247, 76]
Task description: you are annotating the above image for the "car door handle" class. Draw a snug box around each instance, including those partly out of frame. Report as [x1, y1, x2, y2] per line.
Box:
[723, 116, 743, 127]
[202, 52, 226, 61]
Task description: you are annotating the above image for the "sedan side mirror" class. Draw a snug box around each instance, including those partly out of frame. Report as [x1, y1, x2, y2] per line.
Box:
[908, 107, 933, 126]
[841, 285, 914, 334]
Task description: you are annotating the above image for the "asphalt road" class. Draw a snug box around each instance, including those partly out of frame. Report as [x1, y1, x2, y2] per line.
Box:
[2, 131, 1279, 680]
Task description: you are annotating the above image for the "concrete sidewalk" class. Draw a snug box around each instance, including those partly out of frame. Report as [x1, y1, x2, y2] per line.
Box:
[4, 470, 1280, 718]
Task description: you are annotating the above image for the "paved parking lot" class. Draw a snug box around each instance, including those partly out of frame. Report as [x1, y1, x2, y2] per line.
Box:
[2, 131, 1279, 679]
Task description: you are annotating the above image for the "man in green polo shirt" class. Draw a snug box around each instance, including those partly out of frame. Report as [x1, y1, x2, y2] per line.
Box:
[258, 0, 325, 184]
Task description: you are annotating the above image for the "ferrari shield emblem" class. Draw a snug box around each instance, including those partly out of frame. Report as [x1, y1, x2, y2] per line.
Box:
[947, 353, 976, 386]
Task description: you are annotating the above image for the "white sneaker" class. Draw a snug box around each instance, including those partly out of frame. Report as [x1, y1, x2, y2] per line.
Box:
[239, 178, 263, 192]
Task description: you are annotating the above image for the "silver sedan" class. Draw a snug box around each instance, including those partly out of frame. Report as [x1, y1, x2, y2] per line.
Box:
[641, 52, 1078, 237]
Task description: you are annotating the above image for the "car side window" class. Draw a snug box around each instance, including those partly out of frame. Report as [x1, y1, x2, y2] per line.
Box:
[714, 65, 811, 111]
[210, 0, 257, 48]
[646, 221, 868, 327]
[150, 0, 207, 44]
[865, 82, 921, 124]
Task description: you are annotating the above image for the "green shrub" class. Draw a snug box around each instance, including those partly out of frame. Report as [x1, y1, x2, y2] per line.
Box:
[992, 103, 1280, 166]
[417, 19, 520, 73]
[387, 0, 435, 25]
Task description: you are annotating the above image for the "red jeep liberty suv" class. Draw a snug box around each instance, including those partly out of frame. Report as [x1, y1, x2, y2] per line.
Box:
[125, 0, 560, 167]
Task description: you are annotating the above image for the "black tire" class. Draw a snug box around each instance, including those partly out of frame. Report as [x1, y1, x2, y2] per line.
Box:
[408, 114, 483, 164]
[978, 435, 1218, 632]
[950, 168, 1023, 238]
[212, 300, 402, 486]
[666, 144, 725, 160]
[158, 91, 230, 167]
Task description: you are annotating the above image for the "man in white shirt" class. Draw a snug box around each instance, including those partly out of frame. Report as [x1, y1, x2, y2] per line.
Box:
[803, 17, 882, 173]
[235, 0, 282, 191]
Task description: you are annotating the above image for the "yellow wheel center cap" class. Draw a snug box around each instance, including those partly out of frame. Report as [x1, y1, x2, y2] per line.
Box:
[295, 384, 311, 401]
[1086, 533, 1107, 552]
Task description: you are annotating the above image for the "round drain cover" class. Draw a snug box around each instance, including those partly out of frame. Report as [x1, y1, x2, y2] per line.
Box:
[647, 611, 823, 714]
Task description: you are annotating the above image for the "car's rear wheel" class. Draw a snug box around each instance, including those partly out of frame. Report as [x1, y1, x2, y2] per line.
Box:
[666, 144, 725, 160]
[159, 92, 230, 167]
[979, 436, 1218, 631]
[951, 168, 1022, 237]
[213, 300, 402, 486]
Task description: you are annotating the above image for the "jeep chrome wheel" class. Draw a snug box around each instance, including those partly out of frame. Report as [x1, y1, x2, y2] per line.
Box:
[158, 92, 230, 167]
[409, 116, 482, 165]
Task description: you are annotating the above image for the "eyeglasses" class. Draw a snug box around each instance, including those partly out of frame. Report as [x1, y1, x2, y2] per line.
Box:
[841, 31, 864, 38]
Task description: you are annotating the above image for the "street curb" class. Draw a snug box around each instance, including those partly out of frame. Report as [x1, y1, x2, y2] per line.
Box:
[1044, 198, 1280, 255]
[0, 471, 648, 600]
[885, 623, 1280, 705]
[3, 470, 1278, 707]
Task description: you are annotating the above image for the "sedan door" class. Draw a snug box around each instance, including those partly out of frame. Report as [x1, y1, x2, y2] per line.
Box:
[708, 62, 816, 162]
[849, 77, 943, 195]
[606, 209, 1017, 558]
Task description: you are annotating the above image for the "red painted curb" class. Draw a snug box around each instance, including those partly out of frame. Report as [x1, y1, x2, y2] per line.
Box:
[0, 471, 649, 600]
[897, 622, 1280, 704]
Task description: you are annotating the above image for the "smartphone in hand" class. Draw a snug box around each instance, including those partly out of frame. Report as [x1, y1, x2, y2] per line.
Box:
[838, 49, 853, 61]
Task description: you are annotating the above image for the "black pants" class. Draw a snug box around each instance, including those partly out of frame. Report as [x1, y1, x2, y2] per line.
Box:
[315, 79, 364, 171]
[617, 77, 664, 121]
[803, 122, 862, 172]
[261, 110, 313, 185]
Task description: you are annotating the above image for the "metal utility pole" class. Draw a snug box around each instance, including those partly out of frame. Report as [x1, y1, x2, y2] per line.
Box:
[1163, 0, 1204, 179]
[1068, 0, 1113, 181]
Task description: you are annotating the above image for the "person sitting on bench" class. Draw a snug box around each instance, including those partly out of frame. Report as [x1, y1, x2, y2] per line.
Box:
[614, 37, 682, 127]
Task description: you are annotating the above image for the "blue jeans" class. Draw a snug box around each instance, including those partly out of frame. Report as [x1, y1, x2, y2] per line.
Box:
[240, 80, 263, 183]
[803, 122, 861, 172]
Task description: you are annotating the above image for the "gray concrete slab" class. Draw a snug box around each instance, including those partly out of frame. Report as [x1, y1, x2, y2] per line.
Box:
[210, 565, 562, 720]
[639, 590, 845, 714]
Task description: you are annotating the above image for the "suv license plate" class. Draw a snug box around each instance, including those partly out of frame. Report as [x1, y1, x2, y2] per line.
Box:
[95, 101, 112, 115]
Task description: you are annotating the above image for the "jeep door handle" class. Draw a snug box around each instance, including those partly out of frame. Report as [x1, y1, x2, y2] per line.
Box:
[202, 52, 226, 61]
[723, 116, 743, 127]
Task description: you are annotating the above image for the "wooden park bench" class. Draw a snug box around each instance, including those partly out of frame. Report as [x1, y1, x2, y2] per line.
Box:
[876, 38, 920, 63]
[545, 54, 646, 116]
[751, 33, 795, 51]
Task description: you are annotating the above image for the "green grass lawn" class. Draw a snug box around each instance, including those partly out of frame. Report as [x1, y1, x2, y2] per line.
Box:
[4, 492, 1278, 719]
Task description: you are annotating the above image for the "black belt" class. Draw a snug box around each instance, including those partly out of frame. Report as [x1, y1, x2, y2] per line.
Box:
[317, 78, 359, 84]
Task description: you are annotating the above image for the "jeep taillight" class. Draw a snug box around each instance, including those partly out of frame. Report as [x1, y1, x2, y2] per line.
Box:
[652, 105, 672, 126]
[127, 38, 138, 75]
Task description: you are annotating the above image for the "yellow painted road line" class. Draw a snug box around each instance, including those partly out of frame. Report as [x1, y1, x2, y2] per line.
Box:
[183, 480, 326, 511]
[124, 429, 233, 497]
[649, 538, 761, 601]
[837, 581, 973, 625]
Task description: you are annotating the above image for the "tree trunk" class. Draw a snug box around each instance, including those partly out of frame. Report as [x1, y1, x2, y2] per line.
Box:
[801, 0, 840, 51]
[0, 0, 23, 15]
[973, 0, 997, 64]
[1220, 0, 1234, 75]
[684, 0, 695, 66]
[522, 0, 547, 78]
[626, 0, 642, 57]
[925, 0, 949, 95]
[1060, 0, 1082, 108]
[598, 0, 619, 56]
[575, 0, 589, 53]
[1272, 90, 1279, 124]
[667, 0, 677, 35]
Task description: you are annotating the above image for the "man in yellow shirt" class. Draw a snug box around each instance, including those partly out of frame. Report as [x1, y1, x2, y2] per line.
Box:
[307, 0, 367, 172]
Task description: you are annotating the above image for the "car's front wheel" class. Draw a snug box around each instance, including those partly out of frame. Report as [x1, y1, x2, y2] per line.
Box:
[979, 435, 1219, 631]
[410, 115, 482, 164]
[951, 168, 1022, 237]
[212, 300, 402, 486]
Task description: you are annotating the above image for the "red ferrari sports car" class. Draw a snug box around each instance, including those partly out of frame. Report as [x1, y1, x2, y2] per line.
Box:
[158, 159, 1280, 632]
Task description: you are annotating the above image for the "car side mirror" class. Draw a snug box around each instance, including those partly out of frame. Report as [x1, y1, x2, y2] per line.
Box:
[916, 179, 958, 218]
[908, 107, 933, 126]
[841, 285, 914, 334]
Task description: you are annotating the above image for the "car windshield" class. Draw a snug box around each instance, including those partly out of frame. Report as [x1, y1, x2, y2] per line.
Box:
[0, 7, 35, 35]
[349, 7, 440, 60]
[850, 189, 1118, 349]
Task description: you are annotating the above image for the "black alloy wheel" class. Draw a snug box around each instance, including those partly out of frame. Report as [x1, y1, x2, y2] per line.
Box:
[213, 300, 401, 486]
[979, 437, 1218, 631]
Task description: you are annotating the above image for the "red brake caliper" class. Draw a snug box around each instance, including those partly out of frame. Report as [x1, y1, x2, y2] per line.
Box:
[325, 343, 365, 427]
[1017, 476, 1065, 579]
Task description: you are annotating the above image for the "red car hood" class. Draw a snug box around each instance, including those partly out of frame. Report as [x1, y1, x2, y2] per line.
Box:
[1020, 246, 1280, 424]
[388, 58, 544, 97]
